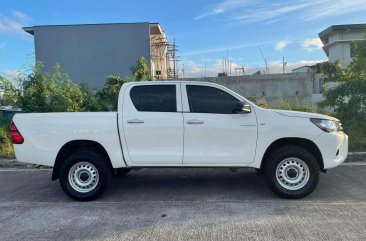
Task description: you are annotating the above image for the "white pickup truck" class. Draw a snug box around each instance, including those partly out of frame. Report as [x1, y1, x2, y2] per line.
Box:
[11, 81, 348, 200]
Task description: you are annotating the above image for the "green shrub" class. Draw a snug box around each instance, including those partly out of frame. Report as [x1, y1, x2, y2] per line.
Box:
[250, 96, 314, 113]
[0, 115, 14, 158]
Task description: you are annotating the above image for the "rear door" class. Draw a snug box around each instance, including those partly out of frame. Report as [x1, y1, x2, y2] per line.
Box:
[182, 83, 257, 165]
[121, 83, 183, 165]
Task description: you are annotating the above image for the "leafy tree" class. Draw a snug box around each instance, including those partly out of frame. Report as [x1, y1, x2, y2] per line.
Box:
[98, 75, 132, 110]
[319, 38, 366, 150]
[48, 64, 86, 112]
[0, 76, 21, 107]
[131, 56, 149, 81]
[79, 82, 104, 111]
[21, 63, 88, 112]
[20, 62, 52, 112]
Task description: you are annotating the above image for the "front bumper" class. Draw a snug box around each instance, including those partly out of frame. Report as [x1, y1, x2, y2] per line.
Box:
[313, 131, 348, 169]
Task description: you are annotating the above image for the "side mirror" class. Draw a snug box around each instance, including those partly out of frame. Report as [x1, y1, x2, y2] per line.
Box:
[233, 102, 251, 114]
[242, 104, 252, 113]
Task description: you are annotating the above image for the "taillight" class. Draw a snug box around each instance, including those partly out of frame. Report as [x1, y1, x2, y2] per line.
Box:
[10, 121, 24, 144]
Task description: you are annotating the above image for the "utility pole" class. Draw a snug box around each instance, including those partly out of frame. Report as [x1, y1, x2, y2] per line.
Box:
[227, 49, 229, 76]
[204, 58, 207, 77]
[258, 47, 268, 74]
[282, 57, 287, 74]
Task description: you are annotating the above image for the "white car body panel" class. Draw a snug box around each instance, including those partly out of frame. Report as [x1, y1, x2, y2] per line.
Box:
[13, 112, 126, 168]
[180, 82, 258, 164]
[13, 81, 348, 170]
[121, 83, 184, 164]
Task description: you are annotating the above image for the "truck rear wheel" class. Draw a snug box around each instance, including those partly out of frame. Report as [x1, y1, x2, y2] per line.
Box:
[262, 145, 320, 199]
[59, 150, 112, 201]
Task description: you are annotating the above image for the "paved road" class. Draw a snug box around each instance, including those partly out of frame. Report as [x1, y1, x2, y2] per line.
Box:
[0, 165, 366, 241]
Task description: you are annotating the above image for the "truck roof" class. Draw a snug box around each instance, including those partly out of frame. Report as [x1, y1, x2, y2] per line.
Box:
[126, 80, 216, 85]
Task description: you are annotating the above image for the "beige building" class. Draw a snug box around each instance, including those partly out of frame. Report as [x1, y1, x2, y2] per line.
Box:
[318, 24, 366, 67]
[149, 23, 168, 80]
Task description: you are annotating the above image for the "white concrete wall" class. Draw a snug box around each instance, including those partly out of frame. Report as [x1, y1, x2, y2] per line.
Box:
[182, 73, 314, 106]
[327, 30, 366, 67]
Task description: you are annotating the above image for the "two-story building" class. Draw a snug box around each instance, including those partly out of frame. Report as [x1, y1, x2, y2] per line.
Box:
[318, 24, 366, 67]
[24, 22, 169, 88]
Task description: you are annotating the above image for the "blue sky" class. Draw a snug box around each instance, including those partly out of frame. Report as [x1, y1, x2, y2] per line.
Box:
[1, 0, 366, 78]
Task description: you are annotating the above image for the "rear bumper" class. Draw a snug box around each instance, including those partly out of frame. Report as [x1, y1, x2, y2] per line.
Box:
[313, 131, 348, 169]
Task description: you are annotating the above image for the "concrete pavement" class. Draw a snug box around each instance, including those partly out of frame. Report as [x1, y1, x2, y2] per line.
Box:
[0, 166, 366, 240]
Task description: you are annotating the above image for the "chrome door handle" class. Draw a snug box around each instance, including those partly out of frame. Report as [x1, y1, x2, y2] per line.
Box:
[186, 119, 204, 124]
[127, 119, 144, 124]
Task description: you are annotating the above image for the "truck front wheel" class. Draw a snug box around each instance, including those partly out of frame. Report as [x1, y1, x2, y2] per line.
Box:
[262, 145, 320, 199]
[59, 150, 112, 201]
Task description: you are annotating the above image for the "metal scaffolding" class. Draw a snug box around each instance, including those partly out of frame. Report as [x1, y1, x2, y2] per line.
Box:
[150, 37, 179, 80]
[167, 38, 179, 79]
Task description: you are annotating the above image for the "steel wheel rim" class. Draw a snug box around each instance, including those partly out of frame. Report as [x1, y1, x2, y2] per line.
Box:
[68, 162, 99, 193]
[276, 157, 310, 190]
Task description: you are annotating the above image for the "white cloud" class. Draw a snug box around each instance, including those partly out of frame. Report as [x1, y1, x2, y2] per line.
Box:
[12, 10, 31, 22]
[264, 19, 280, 25]
[303, 0, 366, 20]
[0, 10, 31, 36]
[266, 59, 325, 73]
[2, 70, 24, 79]
[180, 58, 326, 78]
[195, 0, 366, 23]
[275, 40, 290, 51]
[194, 0, 251, 20]
[302, 38, 323, 52]
[181, 39, 273, 57]
[232, 2, 316, 23]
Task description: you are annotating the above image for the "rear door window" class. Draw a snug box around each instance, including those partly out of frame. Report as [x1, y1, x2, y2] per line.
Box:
[130, 85, 177, 112]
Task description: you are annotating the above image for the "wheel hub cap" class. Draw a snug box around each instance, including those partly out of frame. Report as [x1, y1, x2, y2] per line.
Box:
[286, 168, 298, 179]
[68, 162, 99, 193]
[79, 172, 90, 182]
[276, 158, 310, 190]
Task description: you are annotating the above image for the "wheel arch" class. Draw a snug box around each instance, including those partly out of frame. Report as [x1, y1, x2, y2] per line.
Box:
[260, 137, 324, 171]
[52, 140, 113, 181]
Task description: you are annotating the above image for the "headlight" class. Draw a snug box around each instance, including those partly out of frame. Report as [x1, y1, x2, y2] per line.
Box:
[310, 118, 342, 133]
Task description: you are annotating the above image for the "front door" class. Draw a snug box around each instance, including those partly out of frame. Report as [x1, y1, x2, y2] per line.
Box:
[122, 83, 183, 165]
[182, 84, 257, 165]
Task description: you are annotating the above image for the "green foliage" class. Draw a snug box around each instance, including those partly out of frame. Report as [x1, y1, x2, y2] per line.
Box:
[319, 38, 366, 151]
[0, 76, 21, 107]
[249, 96, 314, 112]
[79, 82, 104, 111]
[0, 115, 14, 158]
[98, 75, 132, 110]
[20, 63, 88, 112]
[20, 63, 51, 112]
[131, 56, 149, 81]
[48, 64, 86, 112]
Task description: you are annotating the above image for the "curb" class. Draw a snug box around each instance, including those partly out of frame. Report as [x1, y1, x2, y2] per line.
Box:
[346, 152, 366, 163]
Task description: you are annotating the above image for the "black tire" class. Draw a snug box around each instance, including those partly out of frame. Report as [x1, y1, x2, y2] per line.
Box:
[59, 150, 112, 201]
[262, 145, 320, 199]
